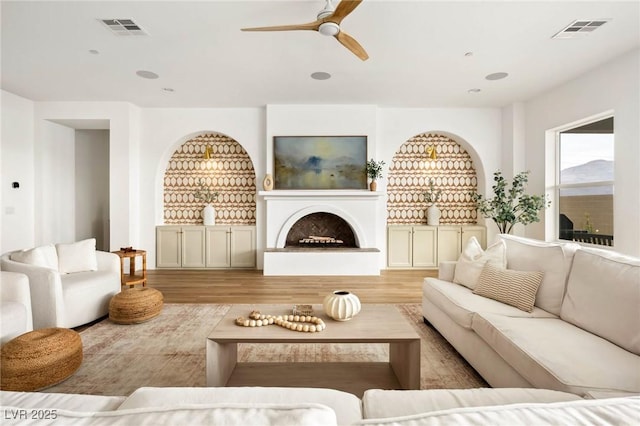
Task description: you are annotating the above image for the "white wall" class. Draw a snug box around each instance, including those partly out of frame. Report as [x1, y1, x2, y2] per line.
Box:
[37, 121, 75, 245]
[523, 48, 640, 256]
[1, 91, 35, 253]
[75, 130, 110, 250]
[501, 102, 526, 181]
[35, 102, 140, 251]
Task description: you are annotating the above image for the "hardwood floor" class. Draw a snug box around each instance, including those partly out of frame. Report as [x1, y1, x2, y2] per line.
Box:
[146, 269, 437, 304]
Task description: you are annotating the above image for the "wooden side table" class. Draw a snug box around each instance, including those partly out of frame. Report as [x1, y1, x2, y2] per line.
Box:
[112, 249, 147, 288]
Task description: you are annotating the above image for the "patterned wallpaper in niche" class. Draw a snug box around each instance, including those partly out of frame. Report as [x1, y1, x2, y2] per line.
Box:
[387, 133, 478, 225]
[163, 133, 256, 225]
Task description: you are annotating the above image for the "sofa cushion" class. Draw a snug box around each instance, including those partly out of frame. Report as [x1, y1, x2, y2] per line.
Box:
[10, 244, 58, 270]
[118, 386, 360, 426]
[560, 247, 640, 355]
[498, 234, 579, 316]
[422, 278, 556, 330]
[362, 388, 581, 419]
[472, 313, 640, 394]
[0, 390, 125, 412]
[0, 302, 28, 343]
[0, 403, 337, 426]
[60, 270, 119, 328]
[453, 237, 506, 289]
[354, 396, 640, 426]
[56, 239, 98, 274]
[473, 265, 543, 313]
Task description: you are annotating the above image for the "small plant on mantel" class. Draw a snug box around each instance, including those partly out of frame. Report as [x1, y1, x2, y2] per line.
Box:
[472, 170, 549, 234]
[366, 159, 386, 191]
[424, 178, 442, 205]
[194, 178, 219, 205]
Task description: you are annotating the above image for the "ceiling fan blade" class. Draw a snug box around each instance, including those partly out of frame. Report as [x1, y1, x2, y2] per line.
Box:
[335, 30, 369, 61]
[242, 21, 321, 32]
[330, 0, 364, 25]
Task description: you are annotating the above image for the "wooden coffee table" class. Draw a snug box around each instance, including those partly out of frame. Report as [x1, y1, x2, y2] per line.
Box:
[206, 304, 420, 396]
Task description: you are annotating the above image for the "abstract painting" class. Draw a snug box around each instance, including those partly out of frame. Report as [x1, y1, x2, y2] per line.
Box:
[274, 136, 367, 190]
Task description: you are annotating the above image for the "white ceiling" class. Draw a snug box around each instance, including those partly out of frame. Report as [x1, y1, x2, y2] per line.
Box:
[2, 0, 639, 109]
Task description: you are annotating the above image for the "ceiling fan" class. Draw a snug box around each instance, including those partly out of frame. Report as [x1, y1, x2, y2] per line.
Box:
[241, 0, 368, 61]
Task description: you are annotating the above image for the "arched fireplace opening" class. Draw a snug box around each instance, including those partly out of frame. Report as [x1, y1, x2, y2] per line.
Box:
[285, 212, 358, 248]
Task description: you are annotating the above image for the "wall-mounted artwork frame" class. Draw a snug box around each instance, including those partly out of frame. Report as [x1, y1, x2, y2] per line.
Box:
[274, 136, 368, 190]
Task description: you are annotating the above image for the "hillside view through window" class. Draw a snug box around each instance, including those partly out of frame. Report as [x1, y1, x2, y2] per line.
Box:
[558, 117, 614, 246]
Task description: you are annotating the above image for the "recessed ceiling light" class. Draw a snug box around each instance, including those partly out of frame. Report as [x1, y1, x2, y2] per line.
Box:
[136, 70, 159, 79]
[311, 72, 331, 80]
[485, 72, 508, 81]
[88, 49, 100, 55]
[468, 88, 481, 94]
[464, 52, 473, 57]
[162, 88, 174, 92]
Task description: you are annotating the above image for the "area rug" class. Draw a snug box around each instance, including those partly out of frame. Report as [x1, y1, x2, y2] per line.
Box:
[45, 304, 486, 396]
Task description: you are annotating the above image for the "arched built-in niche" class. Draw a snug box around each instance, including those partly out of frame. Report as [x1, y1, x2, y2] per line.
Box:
[163, 133, 256, 225]
[387, 133, 478, 225]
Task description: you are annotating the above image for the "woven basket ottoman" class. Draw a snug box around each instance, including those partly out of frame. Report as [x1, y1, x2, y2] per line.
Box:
[109, 287, 163, 324]
[0, 328, 83, 391]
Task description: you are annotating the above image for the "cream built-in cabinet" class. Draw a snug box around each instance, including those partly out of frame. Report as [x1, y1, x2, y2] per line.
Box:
[387, 226, 437, 268]
[156, 226, 206, 268]
[387, 225, 485, 269]
[204, 226, 256, 268]
[436, 225, 487, 263]
[156, 225, 256, 269]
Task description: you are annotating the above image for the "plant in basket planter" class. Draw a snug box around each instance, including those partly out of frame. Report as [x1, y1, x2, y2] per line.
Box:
[424, 178, 443, 225]
[473, 170, 549, 234]
[194, 178, 219, 226]
[366, 159, 386, 191]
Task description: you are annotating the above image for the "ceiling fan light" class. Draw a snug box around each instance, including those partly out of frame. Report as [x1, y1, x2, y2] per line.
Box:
[318, 22, 340, 36]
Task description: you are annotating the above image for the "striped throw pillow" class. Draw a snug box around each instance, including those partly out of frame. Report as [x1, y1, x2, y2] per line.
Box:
[473, 264, 544, 312]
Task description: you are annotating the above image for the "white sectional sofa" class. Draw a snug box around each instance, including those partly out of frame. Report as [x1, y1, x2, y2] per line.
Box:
[0, 271, 33, 344]
[0, 239, 120, 329]
[422, 234, 640, 396]
[1, 386, 638, 425]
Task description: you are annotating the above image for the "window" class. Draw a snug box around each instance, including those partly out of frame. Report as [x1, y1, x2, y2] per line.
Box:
[557, 117, 614, 246]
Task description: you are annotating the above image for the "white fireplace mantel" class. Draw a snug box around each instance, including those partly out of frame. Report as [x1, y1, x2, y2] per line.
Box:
[258, 190, 385, 200]
[259, 189, 385, 276]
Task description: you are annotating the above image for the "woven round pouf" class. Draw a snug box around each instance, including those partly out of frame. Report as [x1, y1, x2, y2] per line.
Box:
[0, 328, 83, 391]
[109, 287, 163, 324]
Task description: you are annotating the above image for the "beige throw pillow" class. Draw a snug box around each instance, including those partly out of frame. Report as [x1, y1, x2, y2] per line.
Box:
[453, 237, 506, 289]
[56, 238, 98, 274]
[473, 264, 544, 312]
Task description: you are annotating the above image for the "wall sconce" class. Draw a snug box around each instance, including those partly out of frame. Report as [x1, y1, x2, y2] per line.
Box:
[426, 145, 437, 160]
[203, 145, 214, 160]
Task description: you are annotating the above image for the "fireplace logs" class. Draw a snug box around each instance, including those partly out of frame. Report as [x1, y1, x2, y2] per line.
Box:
[298, 235, 344, 246]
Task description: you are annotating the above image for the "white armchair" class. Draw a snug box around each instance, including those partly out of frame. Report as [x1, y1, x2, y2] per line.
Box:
[0, 271, 33, 343]
[1, 242, 120, 329]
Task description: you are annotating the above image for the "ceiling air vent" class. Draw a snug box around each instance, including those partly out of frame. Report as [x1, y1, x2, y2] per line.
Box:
[552, 19, 610, 39]
[99, 19, 148, 36]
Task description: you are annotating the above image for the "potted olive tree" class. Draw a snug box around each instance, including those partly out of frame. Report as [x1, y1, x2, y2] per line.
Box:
[473, 171, 548, 234]
[366, 159, 386, 191]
